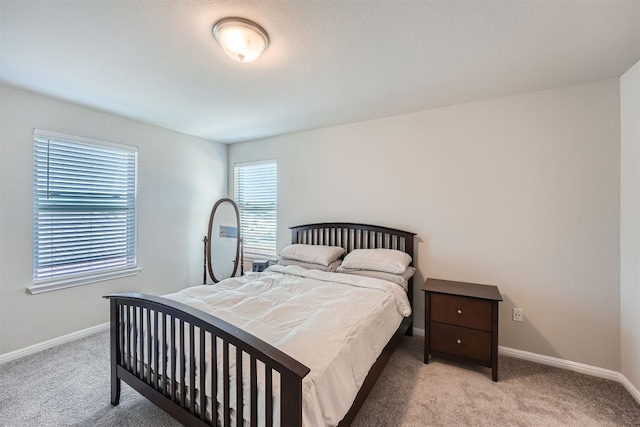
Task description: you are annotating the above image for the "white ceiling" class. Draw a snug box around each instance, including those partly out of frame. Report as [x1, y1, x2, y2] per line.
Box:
[1, 1, 639, 144]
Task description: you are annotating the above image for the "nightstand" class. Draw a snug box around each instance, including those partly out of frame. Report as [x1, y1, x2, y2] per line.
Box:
[423, 278, 503, 381]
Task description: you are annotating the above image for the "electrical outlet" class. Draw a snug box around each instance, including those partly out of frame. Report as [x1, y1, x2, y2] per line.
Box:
[512, 307, 523, 322]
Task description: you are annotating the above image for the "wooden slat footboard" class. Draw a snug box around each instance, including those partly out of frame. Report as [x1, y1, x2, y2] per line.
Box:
[104, 293, 310, 427]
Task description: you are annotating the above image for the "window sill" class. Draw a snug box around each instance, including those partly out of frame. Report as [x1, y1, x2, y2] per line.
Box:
[28, 267, 142, 295]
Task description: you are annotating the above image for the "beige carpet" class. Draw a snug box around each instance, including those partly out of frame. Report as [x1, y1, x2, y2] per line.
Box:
[353, 336, 640, 426]
[0, 331, 638, 426]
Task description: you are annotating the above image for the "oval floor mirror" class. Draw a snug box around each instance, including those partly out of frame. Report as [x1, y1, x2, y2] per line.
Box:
[206, 198, 241, 283]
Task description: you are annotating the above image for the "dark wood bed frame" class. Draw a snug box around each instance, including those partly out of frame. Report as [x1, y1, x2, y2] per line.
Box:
[104, 222, 415, 426]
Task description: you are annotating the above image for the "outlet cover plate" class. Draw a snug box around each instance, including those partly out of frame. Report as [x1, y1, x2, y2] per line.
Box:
[513, 307, 523, 322]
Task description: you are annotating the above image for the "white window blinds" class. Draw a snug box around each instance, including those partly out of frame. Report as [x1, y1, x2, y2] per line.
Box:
[234, 161, 277, 259]
[33, 130, 138, 286]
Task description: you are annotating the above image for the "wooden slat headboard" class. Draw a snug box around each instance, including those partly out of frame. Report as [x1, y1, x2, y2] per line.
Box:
[290, 222, 415, 261]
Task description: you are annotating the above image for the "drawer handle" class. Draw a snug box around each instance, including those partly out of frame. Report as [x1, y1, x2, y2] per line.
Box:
[456, 339, 462, 344]
[457, 309, 463, 315]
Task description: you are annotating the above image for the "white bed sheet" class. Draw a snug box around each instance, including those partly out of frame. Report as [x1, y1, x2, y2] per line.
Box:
[162, 264, 411, 427]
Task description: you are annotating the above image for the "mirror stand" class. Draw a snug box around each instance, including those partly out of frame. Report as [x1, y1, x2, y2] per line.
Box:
[203, 198, 241, 283]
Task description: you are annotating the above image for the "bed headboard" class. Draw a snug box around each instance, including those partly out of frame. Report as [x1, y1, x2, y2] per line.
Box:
[290, 222, 415, 261]
[290, 222, 417, 306]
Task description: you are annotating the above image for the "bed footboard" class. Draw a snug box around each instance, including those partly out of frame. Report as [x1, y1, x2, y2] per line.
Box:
[104, 293, 310, 427]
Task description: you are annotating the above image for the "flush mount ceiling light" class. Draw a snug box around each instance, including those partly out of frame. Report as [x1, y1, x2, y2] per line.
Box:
[212, 17, 269, 63]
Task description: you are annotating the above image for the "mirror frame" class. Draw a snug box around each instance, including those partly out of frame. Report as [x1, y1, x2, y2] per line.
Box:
[206, 198, 240, 283]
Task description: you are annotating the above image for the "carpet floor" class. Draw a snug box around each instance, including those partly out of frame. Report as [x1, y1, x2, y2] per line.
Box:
[0, 330, 638, 426]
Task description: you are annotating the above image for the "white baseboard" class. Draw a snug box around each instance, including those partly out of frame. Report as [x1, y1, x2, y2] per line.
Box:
[0, 322, 109, 365]
[497, 345, 621, 382]
[498, 346, 640, 405]
[410, 327, 640, 404]
[619, 373, 640, 404]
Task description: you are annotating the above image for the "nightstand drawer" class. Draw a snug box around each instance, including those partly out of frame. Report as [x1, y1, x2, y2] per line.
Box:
[430, 322, 491, 362]
[431, 293, 492, 331]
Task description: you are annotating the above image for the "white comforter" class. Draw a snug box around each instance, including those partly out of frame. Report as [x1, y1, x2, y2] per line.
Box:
[163, 264, 411, 427]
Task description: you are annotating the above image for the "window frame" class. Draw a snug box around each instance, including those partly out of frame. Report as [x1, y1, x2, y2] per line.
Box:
[29, 129, 141, 294]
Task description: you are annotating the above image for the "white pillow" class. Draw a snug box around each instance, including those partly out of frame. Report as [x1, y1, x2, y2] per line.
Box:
[340, 248, 412, 274]
[336, 266, 415, 291]
[279, 258, 342, 272]
[279, 244, 345, 266]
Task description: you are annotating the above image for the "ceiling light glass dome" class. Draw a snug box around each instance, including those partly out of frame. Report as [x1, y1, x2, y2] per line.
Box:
[213, 17, 269, 63]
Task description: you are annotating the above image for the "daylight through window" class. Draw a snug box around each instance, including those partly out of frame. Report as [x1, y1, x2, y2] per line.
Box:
[234, 160, 277, 260]
[32, 130, 138, 292]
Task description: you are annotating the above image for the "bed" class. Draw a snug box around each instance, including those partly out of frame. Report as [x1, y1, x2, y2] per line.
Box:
[104, 222, 416, 426]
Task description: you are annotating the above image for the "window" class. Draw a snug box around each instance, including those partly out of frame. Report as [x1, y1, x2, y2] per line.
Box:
[30, 130, 139, 294]
[234, 160, 277, 260]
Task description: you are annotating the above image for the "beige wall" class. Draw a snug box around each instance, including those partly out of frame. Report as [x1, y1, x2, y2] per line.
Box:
[229, 80, 621, 370]
[0, 84, 227, 354]
[621, 60, 640, 391]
